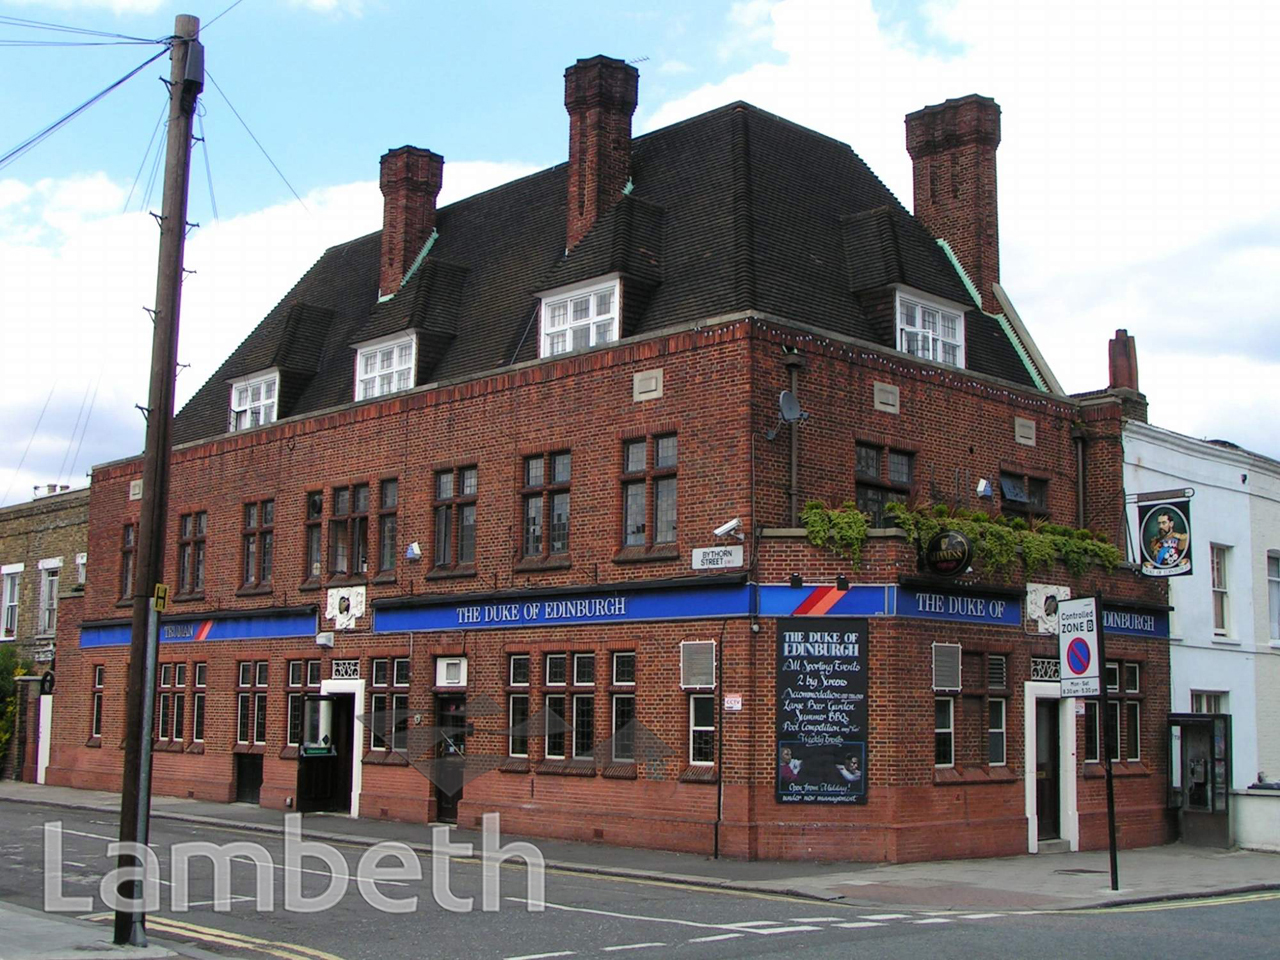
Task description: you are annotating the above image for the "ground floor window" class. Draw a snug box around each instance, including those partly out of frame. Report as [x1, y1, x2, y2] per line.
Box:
[545, 695, 567, 759]
[612, 694, 635, 762]
[988, 698, 1006, 766]
[689, 695, 715, 765]
[934, 697, 954, 766]
[509, 695, 529, 758]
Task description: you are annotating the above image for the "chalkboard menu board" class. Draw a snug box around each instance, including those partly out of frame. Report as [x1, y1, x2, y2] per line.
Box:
[776, 617, 868, 804]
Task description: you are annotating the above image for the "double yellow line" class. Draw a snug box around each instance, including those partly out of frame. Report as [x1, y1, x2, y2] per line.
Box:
[1065, 890, 1280, 914]
[85, 914, 345, 960]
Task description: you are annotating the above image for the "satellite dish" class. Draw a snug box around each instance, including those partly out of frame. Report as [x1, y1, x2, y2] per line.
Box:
[779, 390, 803, 423]
[766, 390, 810, 440]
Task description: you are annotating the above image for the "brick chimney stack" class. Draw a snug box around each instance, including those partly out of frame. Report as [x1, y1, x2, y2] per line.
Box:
[905, 95, 1001, 313]
[564, 55, 639, 252]
[379, 146, 444, 298]
[1108, 329, 1140, 392]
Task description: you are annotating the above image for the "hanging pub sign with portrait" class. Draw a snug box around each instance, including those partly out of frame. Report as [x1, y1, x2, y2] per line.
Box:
[1138, 499, 1193, 577]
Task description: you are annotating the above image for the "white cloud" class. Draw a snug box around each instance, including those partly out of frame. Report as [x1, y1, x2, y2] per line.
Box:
[718, 0, 779, 60]
[0, 159, 538, 505]
[645, 0, 1280, 458]
[658, 59, 693, 75]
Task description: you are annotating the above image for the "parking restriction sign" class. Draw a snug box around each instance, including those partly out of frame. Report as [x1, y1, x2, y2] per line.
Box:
[1058, 596, 1100, 697]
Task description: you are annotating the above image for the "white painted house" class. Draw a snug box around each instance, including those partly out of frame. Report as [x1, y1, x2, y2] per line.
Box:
[1123, 419, 1280, 849]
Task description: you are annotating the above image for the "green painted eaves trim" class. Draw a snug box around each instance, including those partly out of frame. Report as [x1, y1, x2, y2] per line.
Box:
[399, 228, 439, 290]
[935, 238, 1047, 392]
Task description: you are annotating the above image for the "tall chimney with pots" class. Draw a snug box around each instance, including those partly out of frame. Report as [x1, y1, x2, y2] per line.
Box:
[905, 95, 1001, 313]
[564, 55, 639, 253]
[379, 146, 444, 298]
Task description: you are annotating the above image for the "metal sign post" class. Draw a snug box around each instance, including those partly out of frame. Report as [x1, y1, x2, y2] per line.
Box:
[1095, 591, 1119, 891]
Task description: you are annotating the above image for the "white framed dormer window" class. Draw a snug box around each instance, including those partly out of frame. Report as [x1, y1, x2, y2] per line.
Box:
[895, 290, 965, 368]
[538, 277, 619, 358]
[228, 369, 279, 432]
[354, 332, 416, 401]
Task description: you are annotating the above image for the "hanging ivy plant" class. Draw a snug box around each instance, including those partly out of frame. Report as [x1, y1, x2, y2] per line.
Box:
[884, 502, 1121, 577]
[800, 499, 869, 566]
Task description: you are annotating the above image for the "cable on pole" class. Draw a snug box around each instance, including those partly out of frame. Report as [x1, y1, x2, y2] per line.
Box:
[125, 95, 169, 212]
[196, 108, 219, 221]
[0, 45, 169, 172]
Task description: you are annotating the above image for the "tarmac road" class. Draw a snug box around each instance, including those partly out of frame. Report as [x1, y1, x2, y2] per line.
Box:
[2, 799, 1279, 960]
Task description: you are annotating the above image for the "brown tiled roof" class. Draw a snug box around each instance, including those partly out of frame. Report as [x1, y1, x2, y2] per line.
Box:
[173, 101, 1036, 445]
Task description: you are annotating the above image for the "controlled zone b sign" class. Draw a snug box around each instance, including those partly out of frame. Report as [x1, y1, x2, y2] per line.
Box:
[1058, 596, 1100, 698]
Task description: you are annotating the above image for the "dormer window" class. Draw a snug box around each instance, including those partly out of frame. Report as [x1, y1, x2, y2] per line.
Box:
[539, 278, 619, 358]
[228, 370, 279, 432]
[896, 292, 965, 368]
[354, 332, 417, 401]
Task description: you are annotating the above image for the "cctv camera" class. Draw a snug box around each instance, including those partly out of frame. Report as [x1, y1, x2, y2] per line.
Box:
[713, 517, 743, 538]
[976, 478, 993, 498]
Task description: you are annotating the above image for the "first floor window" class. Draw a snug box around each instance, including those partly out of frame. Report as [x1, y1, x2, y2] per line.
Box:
[509, 695, 529, 758]
[1191, 690, 1227, 714]
[1268, 552, 1280, 641]
[39, 565, 59, 634]
[621, 434, 677, 548]
[121, 525, 136, 599]
[988, 698, 1006, 766]
[379, 479, 398, 573]
[2, 569, 19, 639]
[934, 697, 954, 766]
[689, 695, 715, 765]
[177, 512, 207, 595]
[242, 500, 275, 586]
[434, 467, 477, 567]
[330, 485, 369, 577]
[854, 443, 912, 526]
[1211, 544, 1230, 634]
[612, 694, 635, 762]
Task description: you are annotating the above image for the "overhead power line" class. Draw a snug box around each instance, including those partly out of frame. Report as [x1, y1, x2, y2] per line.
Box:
[0, 14, 162, 43]
[0, 45, 169, 172]
[206, 69, 308, 211]
[203, 0, 250, 32]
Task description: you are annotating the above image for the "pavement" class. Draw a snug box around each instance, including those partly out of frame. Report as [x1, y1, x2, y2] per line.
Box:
[2, 778, 1278, 958]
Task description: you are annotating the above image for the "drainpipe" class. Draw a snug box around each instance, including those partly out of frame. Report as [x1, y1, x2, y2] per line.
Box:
[1072, 426, 1086, 529]
[784, 353, 805, 527]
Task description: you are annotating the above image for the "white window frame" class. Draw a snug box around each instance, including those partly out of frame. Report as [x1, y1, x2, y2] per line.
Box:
[76, 552, 87, 585]
[1267, 551, 1279, 642]
[353, 332, 417, 402]
[1125, 700, 1141, 762]
[1191, 690, 1227, 714]
[37, 557, 61, 636]
[573, 653, 595, 687]
[612, 651, 636, 686]
[934, 696, 955, 767]
[508, 694, 530, 758]
[611, 693, 635, 762]
[988, 697, 1007, 766]
[509, 654, 530, 687]
[1, 563, 21, 640]
[689, 694, 715, 766]
[894, 289, 966, 368]
[228, 368, 280, 432]
[536, 276, 620, 358]
[572, 693, 595, 760]
[1211, 543, 1230, 636]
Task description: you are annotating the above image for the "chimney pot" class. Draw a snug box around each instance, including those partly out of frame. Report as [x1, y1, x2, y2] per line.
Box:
[905, 95, 1001, 313]
[1108, 329, 1140, 393]
[564, 56, 639, 252]
[379, 146, 444, 299]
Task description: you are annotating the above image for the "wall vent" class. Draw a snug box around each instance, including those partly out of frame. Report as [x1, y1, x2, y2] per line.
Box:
[680, 641, 716, 689]
[932, 642, 961, 691]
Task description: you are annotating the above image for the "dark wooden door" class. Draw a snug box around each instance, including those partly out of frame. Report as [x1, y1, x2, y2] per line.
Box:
[434, 696, 467, 823]
[1035, 699, 1060, 839]
[235, 753, 263, 804]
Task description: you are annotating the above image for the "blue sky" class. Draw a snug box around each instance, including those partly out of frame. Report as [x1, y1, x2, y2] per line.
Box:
[2, 0, 1278, 505]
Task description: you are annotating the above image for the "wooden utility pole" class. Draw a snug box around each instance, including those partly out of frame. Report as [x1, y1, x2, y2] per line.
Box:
[114, 14, 202, 946]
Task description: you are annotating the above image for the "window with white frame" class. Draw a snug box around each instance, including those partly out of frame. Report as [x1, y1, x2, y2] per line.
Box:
[1191, 691, 1227, 714]
[988, 698, 1006, 766]
[539, 280, 619, 357]
[1267, 552, 1279, 641]
[228, 370, 279, 432]
[896, 292, 965, 368]
[1, 565, 20, 640]
[689, 694, 715, 765]
[38, 559, 60, 635]
[355, 335, 416, 401]
[1211, 544, 1230, 635]
[934, 697, 954, 766]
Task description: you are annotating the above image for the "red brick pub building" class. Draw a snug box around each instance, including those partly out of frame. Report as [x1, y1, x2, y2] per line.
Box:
[50, 57, 1172, 863]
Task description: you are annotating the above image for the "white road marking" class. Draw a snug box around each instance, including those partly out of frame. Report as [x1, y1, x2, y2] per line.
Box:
[687, 934, 744, 943]
[182, 895, 257, 907]
[507, 898, 765, 934]
[504, 953, 576, 960]
[724, 921, 822, 934]
[58, 828, 117, 842]
[911, 917, 953, 924]
[601, 944, 667, 952]
[958, 912, 1006, 919]
[64, 860, 87, 867]
[835, 921, 885, 929]
[790, 915, 845, 922]
[860, 913, 909, 919]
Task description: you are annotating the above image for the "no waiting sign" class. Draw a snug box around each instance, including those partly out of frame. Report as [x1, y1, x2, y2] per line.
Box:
[1058, 596, 1101, 697]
